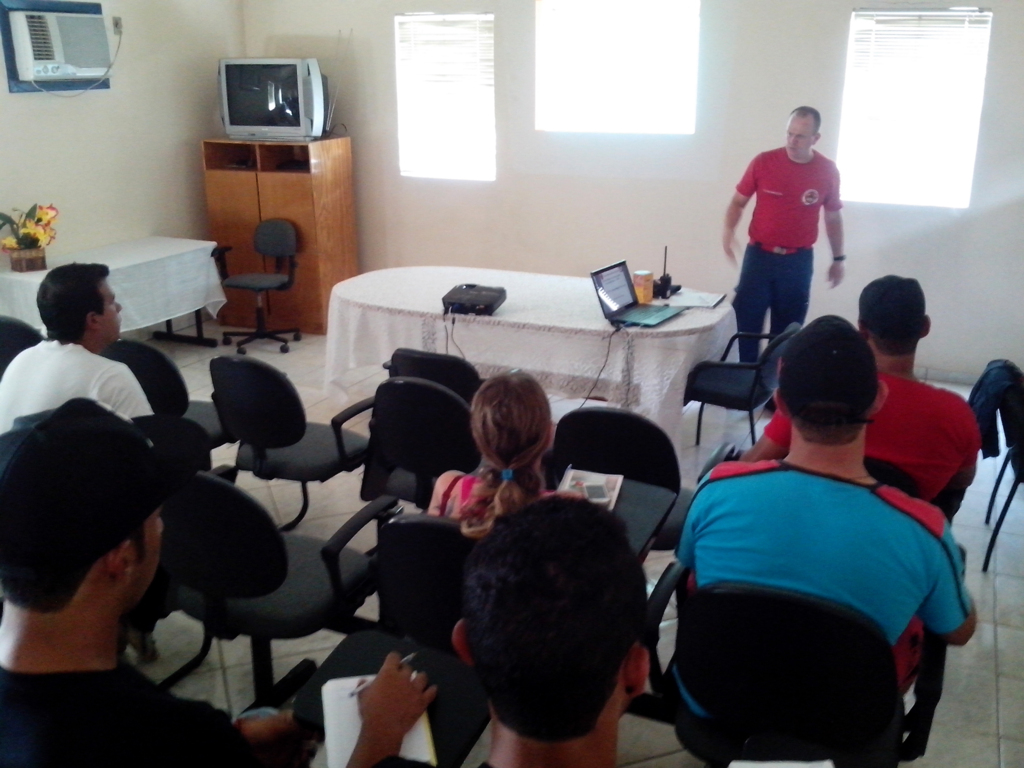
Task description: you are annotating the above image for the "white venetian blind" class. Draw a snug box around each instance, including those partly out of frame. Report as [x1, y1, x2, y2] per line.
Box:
[395, 13, 496, 181]
[535, 0, 700, 134]
[836, 10, 993, 208]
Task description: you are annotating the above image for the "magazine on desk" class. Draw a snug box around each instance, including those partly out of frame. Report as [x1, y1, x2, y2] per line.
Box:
[559, 468, 624, 510]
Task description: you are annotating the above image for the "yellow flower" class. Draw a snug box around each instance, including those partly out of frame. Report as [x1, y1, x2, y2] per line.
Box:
[35, 205, 58, 224]
[1, 236, 17, 251]
[22, 222, 47, 246]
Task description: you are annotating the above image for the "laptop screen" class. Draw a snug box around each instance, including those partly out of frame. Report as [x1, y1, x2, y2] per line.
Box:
[591, 261, 637, 318]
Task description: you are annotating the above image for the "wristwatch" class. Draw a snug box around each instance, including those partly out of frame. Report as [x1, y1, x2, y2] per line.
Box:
[832, 255, 847, 262]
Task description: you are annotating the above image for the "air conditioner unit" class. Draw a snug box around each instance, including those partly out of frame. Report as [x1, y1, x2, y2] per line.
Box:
[10, 11, 111, 81]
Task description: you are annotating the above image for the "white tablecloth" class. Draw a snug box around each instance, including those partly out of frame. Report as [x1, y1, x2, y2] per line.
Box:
[326, 266, 736, 439]
[0, 237, 226, 333]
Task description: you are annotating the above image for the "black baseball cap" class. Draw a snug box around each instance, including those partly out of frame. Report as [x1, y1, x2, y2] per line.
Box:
[0, 399, 207, 581]
[779, 316, 878, 425]
[859, 275, 926, 342]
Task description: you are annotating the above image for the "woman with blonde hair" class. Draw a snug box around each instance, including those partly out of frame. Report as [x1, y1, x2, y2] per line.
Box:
[428, 371, 552, 538]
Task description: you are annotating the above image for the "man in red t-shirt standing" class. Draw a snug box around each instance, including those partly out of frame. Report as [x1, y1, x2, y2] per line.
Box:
[742, 276, 981, 512]
[724, 107, 846, 361]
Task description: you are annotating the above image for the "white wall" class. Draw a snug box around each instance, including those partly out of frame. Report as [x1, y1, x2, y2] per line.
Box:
[0, 0, 244, 253]
[239, 0, 1024, 378]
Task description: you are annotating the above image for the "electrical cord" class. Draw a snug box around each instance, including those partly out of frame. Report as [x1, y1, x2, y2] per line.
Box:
[578, 325, 623, 408]
[449, 314, 465, 359]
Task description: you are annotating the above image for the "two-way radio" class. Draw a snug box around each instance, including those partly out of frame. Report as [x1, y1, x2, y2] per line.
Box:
[653, 246, 681, 299]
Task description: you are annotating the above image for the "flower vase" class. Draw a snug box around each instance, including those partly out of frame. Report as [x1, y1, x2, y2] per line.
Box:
[10, 247, 47, 273]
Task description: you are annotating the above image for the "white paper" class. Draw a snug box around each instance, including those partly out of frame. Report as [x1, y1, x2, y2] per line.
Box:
[323, 675, 436, 768]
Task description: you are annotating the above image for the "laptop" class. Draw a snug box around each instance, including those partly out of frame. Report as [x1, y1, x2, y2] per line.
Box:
[590, 261, 685, 327]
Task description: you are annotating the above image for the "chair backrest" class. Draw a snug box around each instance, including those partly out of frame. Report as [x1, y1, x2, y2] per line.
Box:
[254, 219, 297, 259]
[756, 322, 801, 391]
[675, 584, 898, 750]
[0, 315, 43, 379]
[697, 442, 739, 482]
[377, 515, 475, 653]
[161, 473, 287, 599]
[385, 348, 482, 404]
[363, 377, 480, 508]
[550, 407, 680, 493]
[209, 356, 306, 449]
[999, 379, 1024, 451]
[864, 457, 920, 498]
[100, 339, 190, 417]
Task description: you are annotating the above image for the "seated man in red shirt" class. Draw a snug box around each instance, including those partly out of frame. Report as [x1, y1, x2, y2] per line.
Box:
[743, 276, 980, 505]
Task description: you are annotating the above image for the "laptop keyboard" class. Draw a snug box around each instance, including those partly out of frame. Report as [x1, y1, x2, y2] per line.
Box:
[618, 305, 680, 324]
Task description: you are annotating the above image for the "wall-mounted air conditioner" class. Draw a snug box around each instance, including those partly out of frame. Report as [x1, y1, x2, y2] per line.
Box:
[10, 11, 111, 81]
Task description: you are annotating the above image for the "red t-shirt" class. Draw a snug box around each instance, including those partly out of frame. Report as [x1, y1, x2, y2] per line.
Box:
[736, 147, 842, 249]
[763, 373, 981, 501]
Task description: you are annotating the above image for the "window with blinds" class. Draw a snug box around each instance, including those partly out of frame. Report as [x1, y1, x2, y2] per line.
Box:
[535, 0, 700, 134]
[395, 13, 495, 181]
[836, 10, 993, 208]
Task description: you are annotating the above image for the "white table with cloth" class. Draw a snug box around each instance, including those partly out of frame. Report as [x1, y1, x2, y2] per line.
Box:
[326, 266, 736, 440]
[0, 237, 226, 334]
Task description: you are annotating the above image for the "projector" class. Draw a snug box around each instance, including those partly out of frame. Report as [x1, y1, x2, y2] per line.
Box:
[442, 284, 506, 316]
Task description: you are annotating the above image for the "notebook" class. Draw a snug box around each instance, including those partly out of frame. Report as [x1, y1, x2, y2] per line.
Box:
[590, 261, 685, 327]
[323, 675, 437, 767]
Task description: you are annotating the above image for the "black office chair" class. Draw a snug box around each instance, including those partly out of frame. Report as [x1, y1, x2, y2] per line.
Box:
[100, 339, 228, 450]
[375, 514, 476, 654]
[684, 322, 801, 446]
[344, 376, 481, 510]
[550, 406, 689, 551]
[633, 579, 945, 767]
[159, 473, 392, 708]
[220, 219, 302, 354]
[864, 457, 920, 498]
[982, 381, 1024, 572]
[209, 356, 370, 530]
[383, 348, 483, 404]
[0, 315, 43, 378]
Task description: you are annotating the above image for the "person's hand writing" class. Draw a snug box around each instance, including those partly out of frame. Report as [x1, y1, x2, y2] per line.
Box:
[827, 259, 845, 288]
[347, 652, 437, 768]
[235, 710, 317, 768]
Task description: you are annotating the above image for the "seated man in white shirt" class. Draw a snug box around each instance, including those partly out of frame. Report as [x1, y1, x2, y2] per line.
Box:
[0, 263, 152, 434]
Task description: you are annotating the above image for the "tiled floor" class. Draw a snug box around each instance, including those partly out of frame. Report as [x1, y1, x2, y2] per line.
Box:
[130, 321, 1024, 767]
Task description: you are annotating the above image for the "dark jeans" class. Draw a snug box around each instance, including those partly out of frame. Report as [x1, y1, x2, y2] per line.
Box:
[733, 244, 813, 362]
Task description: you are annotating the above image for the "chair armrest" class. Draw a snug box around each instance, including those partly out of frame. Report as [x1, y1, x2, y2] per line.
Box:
[901, 629, 947, 760]
[320, 496, 403, 598]
[330, 396, 375, 461]
[212, 246, 232, 281]
[721, 331, 775, 360]
[691, 360, 762, 374]
[644, 560, 685, 696]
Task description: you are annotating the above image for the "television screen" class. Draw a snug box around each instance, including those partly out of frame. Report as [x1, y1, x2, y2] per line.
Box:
[224, 63, 301, 128]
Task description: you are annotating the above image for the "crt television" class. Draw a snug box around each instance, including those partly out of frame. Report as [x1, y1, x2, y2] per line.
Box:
[219, 58, 329, 140]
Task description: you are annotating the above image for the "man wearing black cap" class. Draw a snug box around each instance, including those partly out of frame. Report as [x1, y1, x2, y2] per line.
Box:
[0, 400, 312, 767]
[677, 317, 975, 700]
[744, 276, 981, 508]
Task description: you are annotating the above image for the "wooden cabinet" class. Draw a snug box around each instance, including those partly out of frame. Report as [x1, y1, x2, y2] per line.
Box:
[201, 138, 358, 334]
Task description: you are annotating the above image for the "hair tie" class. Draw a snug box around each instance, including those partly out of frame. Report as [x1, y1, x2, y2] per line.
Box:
[500, 468, 514, 482]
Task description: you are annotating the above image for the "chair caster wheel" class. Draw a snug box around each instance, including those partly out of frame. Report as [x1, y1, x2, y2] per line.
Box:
[293, 332, 302, 341]
[237, 346, 247, 355]
[280, 344, 290, 353]
[222, 336, 232, 345]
